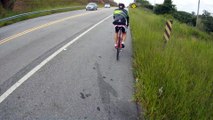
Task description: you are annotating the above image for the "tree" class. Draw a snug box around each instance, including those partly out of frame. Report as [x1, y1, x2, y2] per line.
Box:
[0, 0, 15, 10]
[192, 12, 195, 16]
[154, 0, 176, 14]
[202, 10, 211, 17]
[201, 10, 213, 33]
[173, 11, 196, 26]
[163, 0, 172, 6]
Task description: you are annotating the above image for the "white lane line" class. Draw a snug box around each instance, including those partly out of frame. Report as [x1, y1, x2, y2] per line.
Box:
[0, 14, 112, 104]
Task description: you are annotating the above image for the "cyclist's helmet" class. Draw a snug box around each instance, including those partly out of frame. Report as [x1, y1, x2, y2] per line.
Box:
[118, 3, 125, 9]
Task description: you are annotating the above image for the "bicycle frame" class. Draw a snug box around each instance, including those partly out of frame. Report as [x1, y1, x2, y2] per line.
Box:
[115, 25, 126, 61]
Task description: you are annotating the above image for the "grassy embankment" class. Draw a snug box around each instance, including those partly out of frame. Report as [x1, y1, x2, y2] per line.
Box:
[0, 0, 87, 27]
[130, 8, 213, 120]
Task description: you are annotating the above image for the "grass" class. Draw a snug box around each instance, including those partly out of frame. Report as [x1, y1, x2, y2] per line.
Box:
[130, 8, 213, 120]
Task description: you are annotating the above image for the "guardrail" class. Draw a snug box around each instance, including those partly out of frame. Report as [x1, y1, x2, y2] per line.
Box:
[0, 6, 84, 22]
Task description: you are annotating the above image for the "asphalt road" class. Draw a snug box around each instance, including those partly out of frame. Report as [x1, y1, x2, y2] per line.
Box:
[0, 8, 138, 120]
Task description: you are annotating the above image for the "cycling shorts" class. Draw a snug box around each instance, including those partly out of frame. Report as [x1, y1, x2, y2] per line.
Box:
[115, 26, 126, 33]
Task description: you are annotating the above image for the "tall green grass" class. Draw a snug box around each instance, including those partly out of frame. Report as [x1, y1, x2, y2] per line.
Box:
[130, 8, 213, 120]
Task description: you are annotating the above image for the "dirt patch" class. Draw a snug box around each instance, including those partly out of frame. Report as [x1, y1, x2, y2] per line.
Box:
[13, 0, 28, 12]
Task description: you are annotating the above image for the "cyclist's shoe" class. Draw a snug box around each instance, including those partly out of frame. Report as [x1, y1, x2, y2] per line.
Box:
[114, 44, 118, 48]
[115, 43, 124, 48]
[121, 42, 125, 48]
[122, 43, 125, 48]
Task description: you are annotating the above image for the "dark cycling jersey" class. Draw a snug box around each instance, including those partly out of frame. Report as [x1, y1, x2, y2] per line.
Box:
[113, 9, 129, 26]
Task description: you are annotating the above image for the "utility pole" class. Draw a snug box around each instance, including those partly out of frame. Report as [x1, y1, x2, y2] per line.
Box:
[196, 0, 200, 27]
[153, 0, 156, 11]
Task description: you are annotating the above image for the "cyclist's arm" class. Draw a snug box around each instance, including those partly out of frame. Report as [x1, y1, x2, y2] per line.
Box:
[113, 10, 117, 19]
[124, 9, 129, 26]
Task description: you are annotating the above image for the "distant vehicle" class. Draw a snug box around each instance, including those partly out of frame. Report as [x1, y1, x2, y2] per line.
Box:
[104, 3, 111, 8]
[86, 2, 98, 11]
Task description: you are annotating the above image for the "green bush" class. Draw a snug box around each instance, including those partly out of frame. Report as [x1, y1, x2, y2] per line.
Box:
[154, 0, 176, 14]
[154, 4, 176, 14]
[201, 12, 213, 33]
[144, 4, 153, 10]
[173, 11, 196, 26]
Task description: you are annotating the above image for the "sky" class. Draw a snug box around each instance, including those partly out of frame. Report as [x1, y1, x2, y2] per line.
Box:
[114, 0, 213, 14]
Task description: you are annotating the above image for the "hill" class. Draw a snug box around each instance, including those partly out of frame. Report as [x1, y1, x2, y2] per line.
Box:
[0, 0, 116, 13]
[0, 0, 116, 27]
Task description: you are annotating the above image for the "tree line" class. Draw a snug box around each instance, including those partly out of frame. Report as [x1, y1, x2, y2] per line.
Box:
[0, 0, 15, 10]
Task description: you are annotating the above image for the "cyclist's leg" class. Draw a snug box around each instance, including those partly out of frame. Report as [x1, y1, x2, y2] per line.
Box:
[121, 27, 127, 44]
[114, 33, 118, 46]
[122, 33, 127, 43]
[114, 26, 119, 47]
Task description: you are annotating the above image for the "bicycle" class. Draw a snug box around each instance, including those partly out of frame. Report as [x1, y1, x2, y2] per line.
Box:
[115, 25, 126, 61]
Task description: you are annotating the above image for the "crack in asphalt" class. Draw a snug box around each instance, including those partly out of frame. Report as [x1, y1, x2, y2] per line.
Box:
[95, 62, 118, 120]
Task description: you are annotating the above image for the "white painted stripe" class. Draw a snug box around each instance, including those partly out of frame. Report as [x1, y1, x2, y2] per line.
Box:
[166, 27, 171, 35]
[0, 14, 112, 104]
[164, 33, 169, 41]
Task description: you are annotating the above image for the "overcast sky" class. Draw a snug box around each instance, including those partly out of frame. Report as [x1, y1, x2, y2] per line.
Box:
[114, 0, 213, 14]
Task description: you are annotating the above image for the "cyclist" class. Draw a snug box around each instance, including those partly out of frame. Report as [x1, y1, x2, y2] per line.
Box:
[113, 3, 129, 48]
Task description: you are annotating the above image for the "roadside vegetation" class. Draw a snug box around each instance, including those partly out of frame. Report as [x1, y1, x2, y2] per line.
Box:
[0, 7, 84, 27]
[0, 0, 86, 18]
[0, 0, 116, 27]
[0, 0, 85, 27]
[130, 7, 213, 119]
[136, 0, 213, 34]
